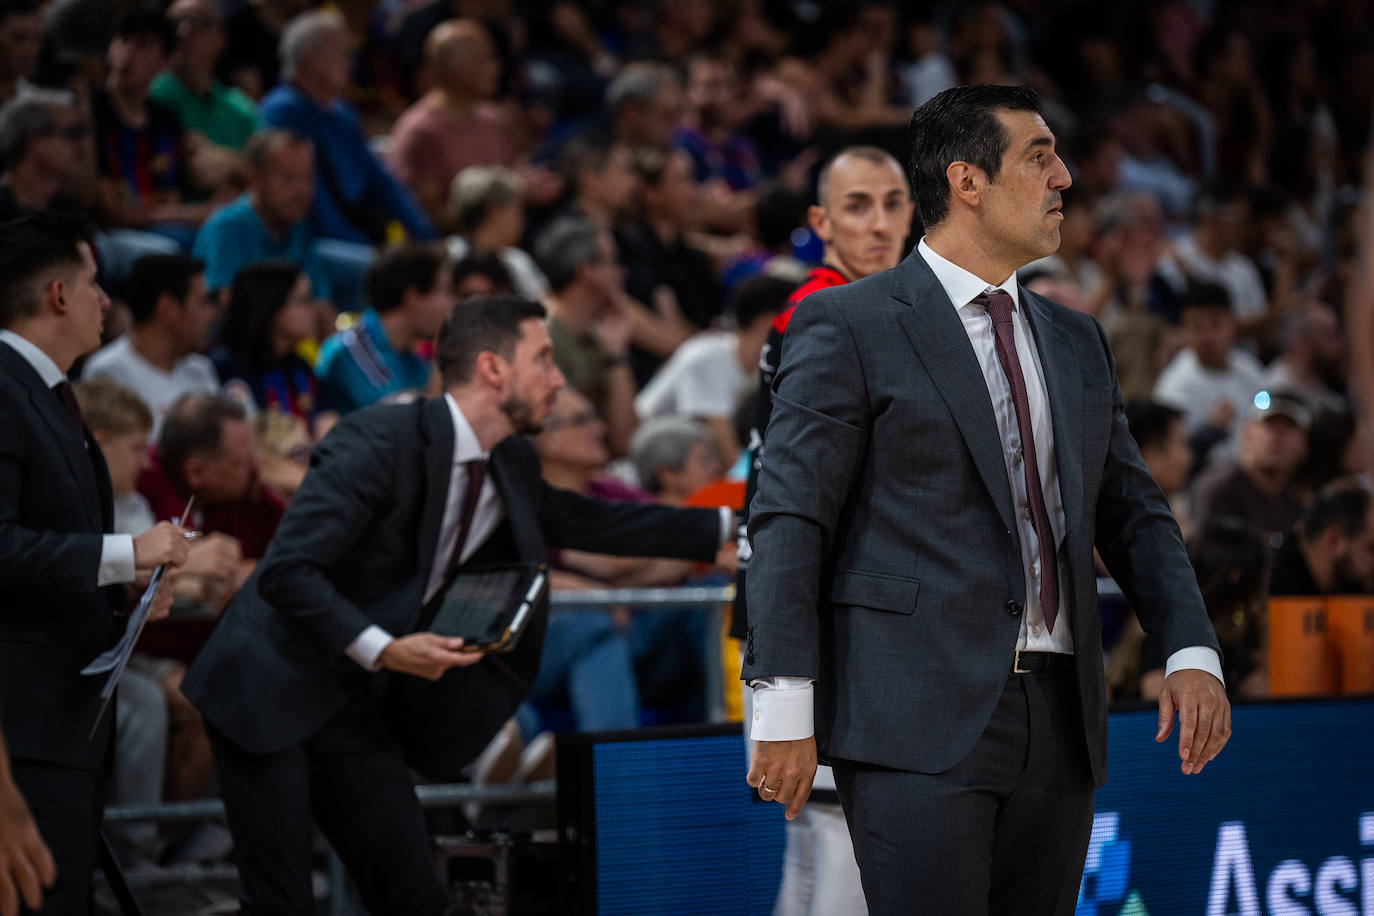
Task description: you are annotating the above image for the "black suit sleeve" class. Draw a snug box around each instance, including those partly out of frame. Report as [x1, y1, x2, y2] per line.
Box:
[0, 399, 103, 595]
[255, 417, 396, 659]
[537, 483, 721, 561]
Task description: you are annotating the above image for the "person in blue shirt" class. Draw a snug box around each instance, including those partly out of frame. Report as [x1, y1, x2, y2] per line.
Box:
[259, 9, 434, 246]
[315, 243, 453, 412]
[193, 129, 371, 313]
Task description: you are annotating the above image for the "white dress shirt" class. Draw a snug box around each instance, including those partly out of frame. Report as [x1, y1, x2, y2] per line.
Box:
[750, 240, 1223, 742]
[345, 393, 504, 671]
[0, 329, 136, 587]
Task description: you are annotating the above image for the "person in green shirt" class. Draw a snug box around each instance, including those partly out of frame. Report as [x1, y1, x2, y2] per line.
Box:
[149, 0, 259, 151]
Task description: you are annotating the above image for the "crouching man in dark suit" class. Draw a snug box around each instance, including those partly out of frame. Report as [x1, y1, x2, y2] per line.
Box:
[182, 294, 731, 915]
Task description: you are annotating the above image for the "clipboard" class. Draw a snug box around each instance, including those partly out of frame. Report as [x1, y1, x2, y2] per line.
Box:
[426, 562, 547, 653]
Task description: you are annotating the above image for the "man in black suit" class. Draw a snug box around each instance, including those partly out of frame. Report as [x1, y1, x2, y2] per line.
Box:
[0, 211, 188, 916]
[743, 86, 1231, 915]
[182, 294, 731, 915]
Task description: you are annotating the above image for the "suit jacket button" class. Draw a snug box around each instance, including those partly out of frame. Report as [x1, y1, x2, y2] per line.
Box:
[745, 652, 755, 665]
[1005, 600, 1022, 617]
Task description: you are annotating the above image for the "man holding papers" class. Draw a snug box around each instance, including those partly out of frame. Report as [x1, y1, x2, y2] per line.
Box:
[0, 211, 187, 916]
[183, 294, 733, 915]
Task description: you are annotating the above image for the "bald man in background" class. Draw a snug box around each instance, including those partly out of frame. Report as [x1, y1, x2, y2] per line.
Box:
[735, 145, 915, 916]
[388, 19, 516, 226]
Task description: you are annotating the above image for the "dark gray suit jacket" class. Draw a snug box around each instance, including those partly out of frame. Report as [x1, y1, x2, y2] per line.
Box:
[183, 395, 721, 777]
[0, 342, 118, 771]
[741, 251, 1218, 786]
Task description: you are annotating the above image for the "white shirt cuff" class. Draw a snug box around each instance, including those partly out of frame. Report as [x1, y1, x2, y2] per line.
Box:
[345, 625, 395, 672]
[98, 534, 136, 587]
[717, 507, 733, 546]
[1164, 645, 1225, 687]
[748, 678, 814, 740]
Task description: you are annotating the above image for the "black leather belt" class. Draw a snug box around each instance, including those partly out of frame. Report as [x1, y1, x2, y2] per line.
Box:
[1011, 650, 1072, 674]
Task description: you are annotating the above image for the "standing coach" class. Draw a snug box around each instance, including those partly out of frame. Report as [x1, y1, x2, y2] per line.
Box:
[743, 85, 1230, 915]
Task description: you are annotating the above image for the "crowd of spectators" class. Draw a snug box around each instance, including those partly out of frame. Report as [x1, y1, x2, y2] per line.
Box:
[1, 0, 1373, 870]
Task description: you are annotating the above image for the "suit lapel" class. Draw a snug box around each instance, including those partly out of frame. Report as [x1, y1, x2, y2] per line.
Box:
[487, 440, 545, 562]
[416, 397, 454, 589]
[1020, 290, 1083, 539]
[0, 345, 103, 530]
[891, 256, 1018, 536]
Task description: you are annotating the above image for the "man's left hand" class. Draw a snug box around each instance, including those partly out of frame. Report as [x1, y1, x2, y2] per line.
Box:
[1155, 668, 1231, 775]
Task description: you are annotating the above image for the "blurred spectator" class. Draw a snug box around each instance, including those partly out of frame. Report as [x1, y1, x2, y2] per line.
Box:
[675, 52, 762, 192]
[607, 61, 683, 149]
[1263, 302, 1348, 416]
[1093, 191, 1175, 319]
[260, 10, 434, 246]
[720, 180, 810, 290]
[388, 19, 514, 227]
[535, 217, 644, 456]
[619, 145, 720, 337]
[314, 243, 452, 412]
[75, 375, 156, 535]
[194, 129, 370, 314]
[217, 0, 313, 100]
[0, 89, 88, 221]
[1153, 281, 1265, 442]
[558, 131, 638, 231]
[451, 250, 515, 299]
[635, 274, 791, 463]
[92, 2, 212, 250]
[1294, 408, 1359, 502]
[1107, 312, 1174, 403]
[83, 254, 219, 432]
[1159, 184, 1270, 332]
[1140, 517, 1271, 700]
[1191, 391, 1309, 547]
[1108, 95, 1199, 219]
[139, 392, 283, 565]
[212, 259, 323, 423]
[150, 0, 258, 152]
[1124, 400, 1195, 537]
[1270, 479, 1374, 596]
[446, 165, 549, 301]
[0, 0, 39, 104]
[630, 415, 725, 503]
[900, 20, 957, 109]
[253, 408, 311, 500]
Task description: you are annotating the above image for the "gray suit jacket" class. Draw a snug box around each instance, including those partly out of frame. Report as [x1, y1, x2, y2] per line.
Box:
[741, 251, 1218, 786]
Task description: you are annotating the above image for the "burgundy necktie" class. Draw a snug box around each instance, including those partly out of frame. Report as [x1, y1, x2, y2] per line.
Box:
[976, 289, 1060, 633]
[52, 380, 85, 434]
[443, 458, 488, 577]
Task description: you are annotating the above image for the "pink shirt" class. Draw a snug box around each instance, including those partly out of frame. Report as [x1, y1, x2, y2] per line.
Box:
[387, 97, 516, 202]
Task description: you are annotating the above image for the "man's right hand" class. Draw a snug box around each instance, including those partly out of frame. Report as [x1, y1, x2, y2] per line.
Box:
[0, 779, 54, 916]
[133, 522, 190, 571]
[377, 633, 486, 681]
[747, 737, 818, 821]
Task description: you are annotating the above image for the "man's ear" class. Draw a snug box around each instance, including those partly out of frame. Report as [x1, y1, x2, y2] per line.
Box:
[946, 161, 982, 209]
[807, 204, 830, 244]
[45, 277, 68, 313]
[473, 350, 505, 389]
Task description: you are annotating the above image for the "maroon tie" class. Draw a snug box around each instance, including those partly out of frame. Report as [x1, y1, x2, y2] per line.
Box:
[52, 380, 84, 434]
[443, 458, 488, 578]
[976, 290, 1060, 633]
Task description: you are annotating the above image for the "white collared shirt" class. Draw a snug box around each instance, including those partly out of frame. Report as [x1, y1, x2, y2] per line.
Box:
[346, 393, 505, 671]
[0, 330, 135, 588]
[749, 242, 1223, 742]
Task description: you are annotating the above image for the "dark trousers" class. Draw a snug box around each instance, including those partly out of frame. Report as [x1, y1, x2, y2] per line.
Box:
[12, 761, 103, 916]
[832, 668, 1095, 916]
[206, 698, 448, 916]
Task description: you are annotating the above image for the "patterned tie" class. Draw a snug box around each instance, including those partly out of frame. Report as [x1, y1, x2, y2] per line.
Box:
[975, 289, 1060, 633]
[443, 459, 489, 577]
[52, 379, 85, 434]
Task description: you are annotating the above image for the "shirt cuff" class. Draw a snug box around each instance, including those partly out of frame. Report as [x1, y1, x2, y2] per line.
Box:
[98, 535, 136, 587]
[748, 678, 814, 740]
[717, 507, 734, 546]
[1164, 645, 1225, 687]
[345, 625, 395, 672]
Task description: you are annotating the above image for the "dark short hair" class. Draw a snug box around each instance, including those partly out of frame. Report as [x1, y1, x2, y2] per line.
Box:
[1300, 479, 1372, 543]
[534, 216, 603, 292]
[754, 181, 808, 251]
[435, 294, 546, 387]
[1177, 280, 1232, 315]
[221, 259, 305, 369]
[728, 274, 791, 330]
[366, 243, 445, 314]
[1185, 516, 1269, 618]
[451, 250, 513, 295]
[156, 392, 248, 479]
[126, 254, 204, 326]
[1124, 400, 1184, 453]
[906, 84, 1044, 228]
[0, 209, 96, 329]
[111, 1, 176, 55]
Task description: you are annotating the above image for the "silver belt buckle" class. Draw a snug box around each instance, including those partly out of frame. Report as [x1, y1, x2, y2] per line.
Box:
[1013, 649, 1032, 674]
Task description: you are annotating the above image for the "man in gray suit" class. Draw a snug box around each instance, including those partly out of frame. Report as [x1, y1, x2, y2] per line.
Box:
[742, 85, 1231, 915]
